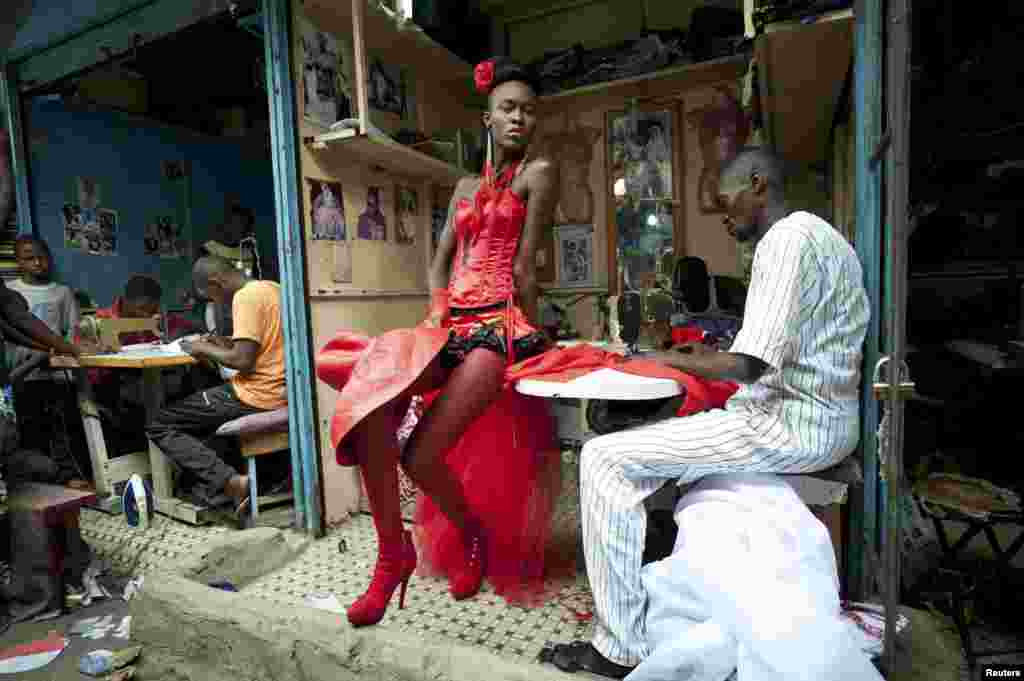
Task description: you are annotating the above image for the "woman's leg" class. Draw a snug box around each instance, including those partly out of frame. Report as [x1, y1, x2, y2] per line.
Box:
[350, 399, 407, 547]
[401, 348, 505, 532]
[345, 395, 416, 626]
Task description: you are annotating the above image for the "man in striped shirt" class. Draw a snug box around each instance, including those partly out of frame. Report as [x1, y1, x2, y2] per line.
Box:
[547, 147, 870, 678]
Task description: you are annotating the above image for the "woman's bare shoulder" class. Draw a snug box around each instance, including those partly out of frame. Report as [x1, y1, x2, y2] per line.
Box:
[522, 156, 559, 189]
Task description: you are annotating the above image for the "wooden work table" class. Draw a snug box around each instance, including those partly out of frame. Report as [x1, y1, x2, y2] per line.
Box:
[51, 348, 200, 518]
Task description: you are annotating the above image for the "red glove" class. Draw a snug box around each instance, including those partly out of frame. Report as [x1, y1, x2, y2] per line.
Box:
[423, 288, 449, 328]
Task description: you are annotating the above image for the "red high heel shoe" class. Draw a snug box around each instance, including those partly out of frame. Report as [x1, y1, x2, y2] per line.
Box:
[347, 530, 417, 627]
[449, 524, 485, 600]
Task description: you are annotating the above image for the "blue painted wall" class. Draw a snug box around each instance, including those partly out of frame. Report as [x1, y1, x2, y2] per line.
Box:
[25, 96, 277, 308]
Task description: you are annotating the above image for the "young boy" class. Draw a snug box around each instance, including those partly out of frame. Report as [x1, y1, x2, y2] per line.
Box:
[7, 237, 81, 460]
[77, 275, 200, 456]
[7, 237, 79, 382]
[78, 273, 198, 349]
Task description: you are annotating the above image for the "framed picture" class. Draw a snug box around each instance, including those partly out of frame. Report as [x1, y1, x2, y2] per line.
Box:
[307, 178, 347, 241]
[608, 108, 674, 202]
[367, 58, 405, 117]
[395, 185, 418, 245]
[299, 16, 351, 128]
[357, 186, 387, 241]
[161, 160, 188, 181]
[606, 103, 682, 294]
[554, 224, 596, 289]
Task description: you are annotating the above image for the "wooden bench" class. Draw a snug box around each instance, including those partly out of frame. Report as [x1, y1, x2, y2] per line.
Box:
[215, 407, 292, 526]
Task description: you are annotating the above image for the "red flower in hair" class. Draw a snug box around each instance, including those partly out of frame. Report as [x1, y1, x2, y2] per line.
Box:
[474, 60, 496, 94]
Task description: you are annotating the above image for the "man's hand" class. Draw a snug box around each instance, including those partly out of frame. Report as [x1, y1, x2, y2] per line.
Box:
[179, 338, 203, 357]
[204, 335, 233, 349]
[672, 342, 714, 357]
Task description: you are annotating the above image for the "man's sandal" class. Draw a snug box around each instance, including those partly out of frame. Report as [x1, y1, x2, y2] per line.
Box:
[538, 641, 636, 679]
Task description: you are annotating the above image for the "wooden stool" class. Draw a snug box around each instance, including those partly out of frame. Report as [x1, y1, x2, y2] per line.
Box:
[8, 483, 97, 613]
[783, 457, 862, 589]
[216, 408, 291, 526]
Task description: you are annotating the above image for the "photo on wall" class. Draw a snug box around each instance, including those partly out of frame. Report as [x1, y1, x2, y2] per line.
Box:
[608, 109, 673, 201]
[161, 160, 188, 181]
[307, 178, 347, 241]
[357, 186, 387, 241]
[61, 203, 85, 251]
[367, 58, 405, 117]
[144, 216, 188, 258]
[89, 208, 118, 256]
[395, 185, 418, 245]
[554, 224, 595, 288]
[299, 15, 350, 128]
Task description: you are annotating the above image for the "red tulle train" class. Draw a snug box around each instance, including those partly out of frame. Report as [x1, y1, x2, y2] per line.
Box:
[413, 388, 570, 606]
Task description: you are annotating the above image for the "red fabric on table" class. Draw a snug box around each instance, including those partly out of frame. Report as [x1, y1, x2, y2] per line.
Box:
[505, 344, 739, 417]
[671, 325, 706, 345]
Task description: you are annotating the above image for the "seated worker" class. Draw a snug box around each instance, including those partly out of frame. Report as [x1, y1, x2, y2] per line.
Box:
[76, 275, 201, 456]
[145, 255, 286, 513]
[80, 273, 199, 346]
[7, 236, 81, 458]
[200, 204, 257, 338]
[546, 147, 871, 679]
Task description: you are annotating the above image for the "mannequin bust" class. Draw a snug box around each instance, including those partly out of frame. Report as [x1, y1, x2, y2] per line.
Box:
[547, 120, 602, 225]
[687, 87, 751, 214]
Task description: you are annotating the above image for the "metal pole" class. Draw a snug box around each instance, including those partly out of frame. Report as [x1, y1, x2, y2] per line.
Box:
[851, 0, 885, 600]
[263, 0, 324, 536]
[883, 0, 912, 675]
[0, 64, 35, 235]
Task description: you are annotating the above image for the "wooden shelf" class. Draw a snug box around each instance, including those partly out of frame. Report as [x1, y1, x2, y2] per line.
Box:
[755, 9, 854, 165]
[540, 285, 609, 296]
[306, 128, 469, 184]
[302, 0, 471, 86]
[540, 55, 749, 109]
[311, 287, 428, 299]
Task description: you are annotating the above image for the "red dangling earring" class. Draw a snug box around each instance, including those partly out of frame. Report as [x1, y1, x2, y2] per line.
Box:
[484, 126, 494, 184]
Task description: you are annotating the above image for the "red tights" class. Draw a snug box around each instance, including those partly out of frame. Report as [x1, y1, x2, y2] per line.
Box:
[348, 348, 505, 549]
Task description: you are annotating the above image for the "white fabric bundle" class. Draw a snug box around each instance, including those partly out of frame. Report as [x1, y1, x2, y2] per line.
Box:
[628, 473, 884, 681]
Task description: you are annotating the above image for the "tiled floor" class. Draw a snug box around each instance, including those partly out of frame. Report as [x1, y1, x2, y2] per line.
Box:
[79, 509, 595, 665]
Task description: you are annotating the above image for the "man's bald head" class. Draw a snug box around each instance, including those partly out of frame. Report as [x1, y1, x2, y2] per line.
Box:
[193, 255, 244, 302]
[718, 146, 786, 197]
[716, 147, 789, 243]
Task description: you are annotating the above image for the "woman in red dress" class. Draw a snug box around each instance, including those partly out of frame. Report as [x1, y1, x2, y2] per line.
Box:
[316, 57, 562, 626]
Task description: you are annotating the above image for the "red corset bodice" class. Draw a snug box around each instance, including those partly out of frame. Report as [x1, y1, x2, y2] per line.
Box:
[449, 161, 527, 308]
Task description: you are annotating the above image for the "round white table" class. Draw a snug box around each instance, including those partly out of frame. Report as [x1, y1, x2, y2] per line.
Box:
[515, 367, 682, 401]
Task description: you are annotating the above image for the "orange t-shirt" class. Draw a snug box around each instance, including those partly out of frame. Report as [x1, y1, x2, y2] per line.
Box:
[230, 281, 286, 410]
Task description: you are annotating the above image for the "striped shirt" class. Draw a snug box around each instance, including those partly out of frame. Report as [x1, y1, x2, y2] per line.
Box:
[727, 211, 870, 458]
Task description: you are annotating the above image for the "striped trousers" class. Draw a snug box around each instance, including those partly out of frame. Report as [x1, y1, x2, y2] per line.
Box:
[581, 405, 850, 666]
